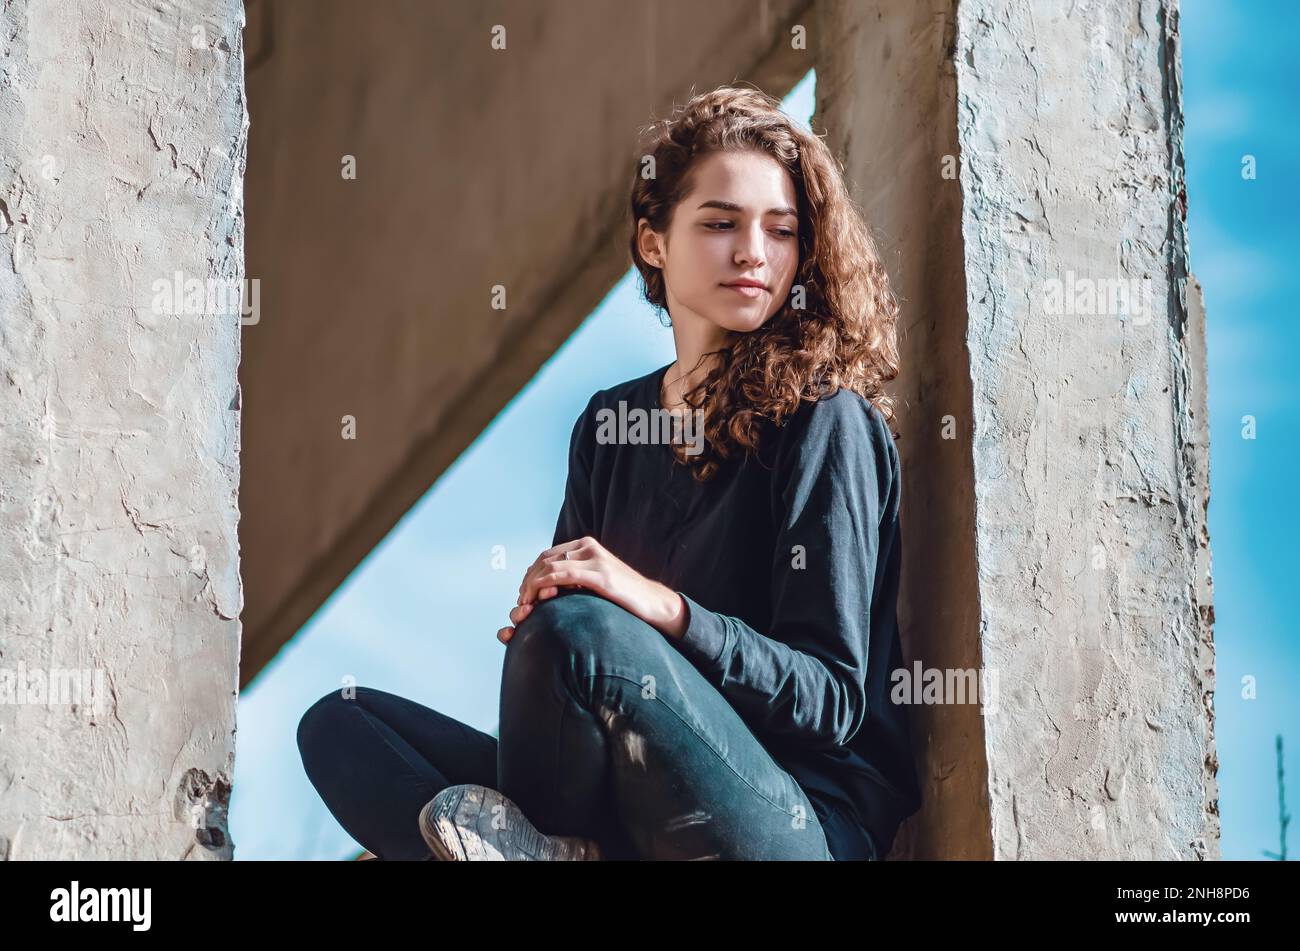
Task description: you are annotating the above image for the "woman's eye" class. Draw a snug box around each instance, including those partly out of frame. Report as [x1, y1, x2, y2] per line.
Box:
[704, 222, 796, 238]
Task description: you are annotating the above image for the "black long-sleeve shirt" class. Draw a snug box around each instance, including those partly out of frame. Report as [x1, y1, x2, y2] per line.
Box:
[551, 361, 922, 858]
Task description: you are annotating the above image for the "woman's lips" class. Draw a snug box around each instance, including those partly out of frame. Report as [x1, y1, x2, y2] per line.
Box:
[722, 283, 766, 298]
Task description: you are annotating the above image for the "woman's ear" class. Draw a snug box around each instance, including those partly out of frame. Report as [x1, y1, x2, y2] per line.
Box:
[636, 218, 664, 269]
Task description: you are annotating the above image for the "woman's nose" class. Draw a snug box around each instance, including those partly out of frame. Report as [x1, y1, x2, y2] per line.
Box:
[735, 225, 766, 266]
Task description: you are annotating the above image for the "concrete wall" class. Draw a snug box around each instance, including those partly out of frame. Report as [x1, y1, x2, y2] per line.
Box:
[954, 0, 1217, 858]
[0, 0, 246, 859]
[816, 0, 991, 860]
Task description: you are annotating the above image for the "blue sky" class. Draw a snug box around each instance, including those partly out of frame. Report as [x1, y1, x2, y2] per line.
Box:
[1183, 0, 1298, 859]
[233, 6, 1295, 860]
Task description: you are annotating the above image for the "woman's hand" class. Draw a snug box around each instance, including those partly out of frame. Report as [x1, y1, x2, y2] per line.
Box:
[496, 536, 687, 644]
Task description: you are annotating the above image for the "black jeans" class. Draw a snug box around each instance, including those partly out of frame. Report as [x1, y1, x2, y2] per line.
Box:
[297, 591, 872, 860]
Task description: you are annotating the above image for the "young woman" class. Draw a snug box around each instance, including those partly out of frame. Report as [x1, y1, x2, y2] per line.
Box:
[297, 85, 922, 861]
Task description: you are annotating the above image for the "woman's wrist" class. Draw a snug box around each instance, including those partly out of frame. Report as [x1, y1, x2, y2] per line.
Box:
[642, 580, 688, 641]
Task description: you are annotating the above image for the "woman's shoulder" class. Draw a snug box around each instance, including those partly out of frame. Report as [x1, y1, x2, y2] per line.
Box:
[776, 385, 896, 453]
[762, 386, 900, 511]
[565, 365, 672, 461]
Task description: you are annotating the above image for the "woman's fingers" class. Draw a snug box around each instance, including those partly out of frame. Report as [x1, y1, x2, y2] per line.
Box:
[519, 558, 572, 605]
[499, 586, 556, 647]
[517, 558, 553, 604]
[522, 566, 594, 605]
[517, 539, 590, 603]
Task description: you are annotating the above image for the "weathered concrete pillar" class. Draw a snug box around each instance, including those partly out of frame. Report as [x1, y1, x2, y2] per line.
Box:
[0, 0, 247, 858]
[954, 0, 1216, 859]
[819, 0, 1216, 859]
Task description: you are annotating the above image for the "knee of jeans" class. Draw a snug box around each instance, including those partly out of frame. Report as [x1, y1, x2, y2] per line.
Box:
[296, 686, 368, 760]
[509, 591, 623, 668]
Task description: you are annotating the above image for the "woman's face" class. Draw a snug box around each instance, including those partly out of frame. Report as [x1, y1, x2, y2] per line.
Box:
[639, 149, 800, 338]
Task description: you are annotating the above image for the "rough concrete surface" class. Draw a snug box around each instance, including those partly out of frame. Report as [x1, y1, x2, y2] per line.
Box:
[954, 0, 1217, 858]
[0, 0, 247, 858]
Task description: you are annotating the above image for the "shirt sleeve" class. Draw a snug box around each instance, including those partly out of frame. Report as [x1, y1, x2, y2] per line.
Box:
[669, 392, 894, 751]
[552, 395, 598, 547]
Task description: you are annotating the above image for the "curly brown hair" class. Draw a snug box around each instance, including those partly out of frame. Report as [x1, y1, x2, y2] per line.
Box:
[629, 84, 901, 482]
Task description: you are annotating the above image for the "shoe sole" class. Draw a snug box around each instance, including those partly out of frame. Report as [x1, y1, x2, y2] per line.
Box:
[419, 784, 601, 861]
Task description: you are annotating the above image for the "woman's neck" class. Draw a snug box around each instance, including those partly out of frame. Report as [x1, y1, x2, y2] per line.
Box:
[662, 324, 732, 410]
[661, 355, 715, 412]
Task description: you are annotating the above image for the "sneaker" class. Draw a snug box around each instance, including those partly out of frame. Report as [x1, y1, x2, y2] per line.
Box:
[419, 783, 603, 861]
